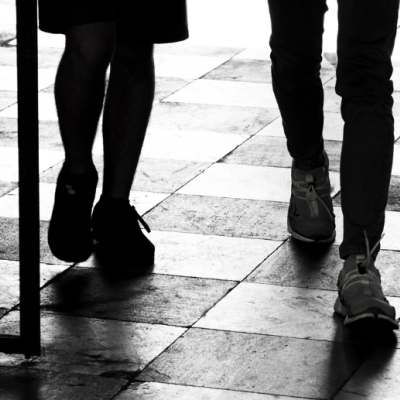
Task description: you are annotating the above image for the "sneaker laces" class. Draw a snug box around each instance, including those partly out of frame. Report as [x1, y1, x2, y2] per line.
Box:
[359, 230, 384, 269]
[131, 206, 151, 233]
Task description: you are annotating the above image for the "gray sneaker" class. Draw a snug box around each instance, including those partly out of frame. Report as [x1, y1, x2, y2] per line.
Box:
[287, 151, 336, 242]
[334, 233, 398, 330]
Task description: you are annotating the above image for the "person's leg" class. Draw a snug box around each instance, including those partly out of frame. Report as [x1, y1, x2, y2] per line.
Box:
[55, 22, 115, 174]
[267, 0, 335, 242]
[337, 0, 399, 260]
[101, 42, 155, 200]
[334, 0, 399, 329]
[48, 22, 116, 262]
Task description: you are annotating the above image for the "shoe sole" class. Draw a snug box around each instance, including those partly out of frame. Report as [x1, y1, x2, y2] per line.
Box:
[334, 296, 399, 330]
[287, 218, 336, 243]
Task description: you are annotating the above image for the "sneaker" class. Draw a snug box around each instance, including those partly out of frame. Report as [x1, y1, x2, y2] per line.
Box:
[48, 166, 98, 262]
[287, 150, 336, 242]
[92, 196, 155, 267]
[334, 232, 398, 330]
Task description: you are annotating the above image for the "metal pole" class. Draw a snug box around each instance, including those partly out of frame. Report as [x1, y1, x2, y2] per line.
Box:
[16, 0, 41, 358]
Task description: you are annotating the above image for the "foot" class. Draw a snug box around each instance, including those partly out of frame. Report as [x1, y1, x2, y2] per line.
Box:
[287, 150, 336, 242]
[92, 196, 155, 267]
[334, 235, 398, 330]
[48, 165, 98, 262]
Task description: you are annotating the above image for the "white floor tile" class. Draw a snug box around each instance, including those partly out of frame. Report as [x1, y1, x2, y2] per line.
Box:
[178, 163, 341, 202]
[149, 230, 282, 281]
[195, 281, 400, 342]
[333, 207, 400, 251]
[164, 79, 278, 109]
[392, 144, 400, 176]
[0, 183, 168, 221]
[0, 92, 57, 120]
[137, 129, 247, 162]
[0, 66, 56, 91]
[0, 147, 64, 182]
[0, 4, 15, 25]
[154, 54, 229, 79]
[233, 48, 270, 61]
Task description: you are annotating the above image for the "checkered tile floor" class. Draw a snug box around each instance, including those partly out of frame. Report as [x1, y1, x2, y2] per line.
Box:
[1, 1, 400, 399]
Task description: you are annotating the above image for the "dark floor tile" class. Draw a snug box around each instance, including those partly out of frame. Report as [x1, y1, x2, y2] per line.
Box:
[145, 194, 290, 240]
[40, 267, 236, 326]
[204, 59, 271, 83]
[138, 328, 369, 399]
[0, 365, 125, 400]
[149, 102, 280, 136]
[0, 217, 71, 266]
[333, 175, 400, 212]
[221, 136, 342, 171]
[0, 312, 185, 376]
[247, 240, 341, 290]
[0, 118, 63, 150]
[0, 181, 17, 197]
[0, 91, 17, 112]
[39, 155, 210, 194]
[247, 240, 400, 296]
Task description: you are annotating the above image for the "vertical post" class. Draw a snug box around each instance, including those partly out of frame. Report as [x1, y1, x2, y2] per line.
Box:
[16, 0, 41, 357]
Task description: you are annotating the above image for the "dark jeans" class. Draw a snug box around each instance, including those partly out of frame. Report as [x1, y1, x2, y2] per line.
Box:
[267, 0, 399, 260]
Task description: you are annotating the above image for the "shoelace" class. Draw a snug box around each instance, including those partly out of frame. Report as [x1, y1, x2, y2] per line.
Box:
[293, 174, 334, 220]
[340, 231, 385, 293]
[131, 206, 151, 233]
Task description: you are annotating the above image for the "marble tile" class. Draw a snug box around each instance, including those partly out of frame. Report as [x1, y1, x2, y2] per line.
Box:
[0, 183, 168, 221]
[0, 90, 16, 112]
[118, 382, 301, 400]
[138, 129, 247, 162]
[393, 144, 400, 176]
[333, 175, 400, 212]
[40, 267, 237, 326]
[82, 230, 281, 281]
[138, 328, 369, 399]
[0, 260, 68, 309]
[0, 92, 57, 120]
[164, 79, 278, 109]
[203, 59, 271, 83]
[145, 194, 290, 240]
[247, 240, 342, 290]
[233, 48, 270, 61]
[204, 59, 335, 85]
[149, 102, 279, 136]
[222, 135, 342, 172]
[257, 111, 345, 142]
[0, 66, 57, 91]
[0, 366, 125, 400]
[323, 86, 341, 113]
[0, 28, 15, 45]
[154, 43, 243, 58]
[0, 147, 64, 182]
[0, 312, 185, 376]
[178, 163, 341, 202]
[341, 347, 400, 399]
[195, 282, 400, 346]
[0, 118, 64, 150]
[0, 217, 71, 266]
[154, 54, 229, 79]
[39, 156, 211, 194]
[332, 207, 400, 251]
[0, 180, 16, 197]
[0, 46, 16, 67]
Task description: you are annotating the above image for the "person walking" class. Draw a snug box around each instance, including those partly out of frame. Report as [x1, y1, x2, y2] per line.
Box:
[38, 1, 188, 265]
[267, 0, 399, 329]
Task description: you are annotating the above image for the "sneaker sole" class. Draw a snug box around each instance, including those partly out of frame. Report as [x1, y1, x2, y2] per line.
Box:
[287, 218, 336, 243]
[334, 296, 399, 330]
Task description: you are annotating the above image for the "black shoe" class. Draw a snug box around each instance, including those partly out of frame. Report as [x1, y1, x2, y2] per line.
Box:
[48, 166, 98, 262]
[92, 196, 155, 267]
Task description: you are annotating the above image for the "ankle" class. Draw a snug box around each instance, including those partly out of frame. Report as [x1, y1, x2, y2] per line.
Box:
[295, 153, 324, 171]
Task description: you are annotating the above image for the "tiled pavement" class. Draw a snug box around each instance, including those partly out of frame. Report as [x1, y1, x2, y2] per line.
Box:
[1, 2, 400, 400]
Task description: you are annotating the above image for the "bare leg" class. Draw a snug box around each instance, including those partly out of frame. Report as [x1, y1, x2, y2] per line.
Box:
[54, 22, 116, 175]
[102, 42, 155, 200]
